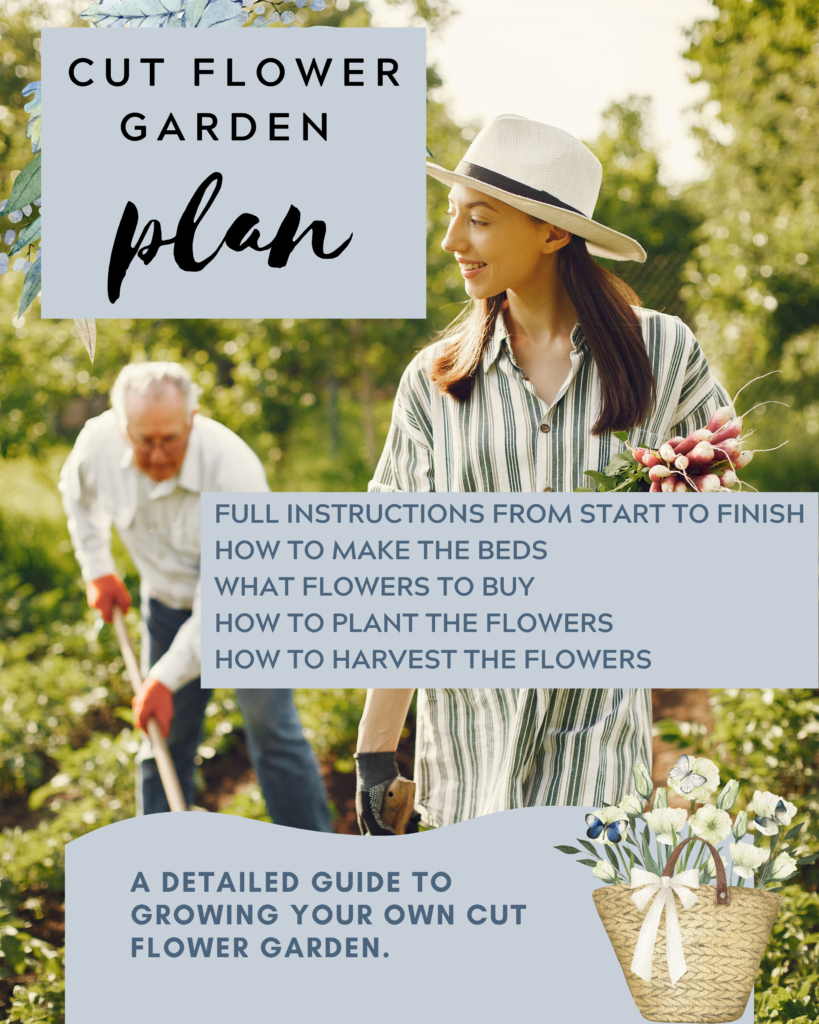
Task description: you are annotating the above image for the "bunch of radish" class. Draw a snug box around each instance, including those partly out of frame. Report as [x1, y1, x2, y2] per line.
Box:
[631, 406, 758, 493]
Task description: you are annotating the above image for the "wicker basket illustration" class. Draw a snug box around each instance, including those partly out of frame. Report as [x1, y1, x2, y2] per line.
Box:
[593, 836, 782, 1023]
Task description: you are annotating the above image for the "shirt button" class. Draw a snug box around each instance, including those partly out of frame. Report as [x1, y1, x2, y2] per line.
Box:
[521, 374, 529, 381]
[543, 486, 553, 492]
[539, 423, 551, 434]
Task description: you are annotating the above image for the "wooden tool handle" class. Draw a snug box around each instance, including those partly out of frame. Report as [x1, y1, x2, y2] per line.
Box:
[112, 607, 188, 814]
[380, 777, 416, 835]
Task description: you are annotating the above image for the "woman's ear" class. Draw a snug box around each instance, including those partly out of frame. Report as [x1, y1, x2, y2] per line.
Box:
[540, 224, 572, 255]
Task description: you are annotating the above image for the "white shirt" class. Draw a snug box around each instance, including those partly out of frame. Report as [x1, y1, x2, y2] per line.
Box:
[59, 409, 268, 691]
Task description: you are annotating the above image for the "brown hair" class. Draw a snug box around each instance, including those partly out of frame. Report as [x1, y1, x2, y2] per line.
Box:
[427, 234, 656, 435]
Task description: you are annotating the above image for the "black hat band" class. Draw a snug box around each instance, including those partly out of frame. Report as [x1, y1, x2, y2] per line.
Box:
[456, 161, 586, 218]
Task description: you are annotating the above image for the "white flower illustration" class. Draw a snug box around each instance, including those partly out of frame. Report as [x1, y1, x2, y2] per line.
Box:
[730, 842, 770, 879]
[768, 852, 798, 882]
[644, 807, 688, 845]
[690, 805, 733, 844]
[592, 859, 619, 882]
[618, 794, 644, 816]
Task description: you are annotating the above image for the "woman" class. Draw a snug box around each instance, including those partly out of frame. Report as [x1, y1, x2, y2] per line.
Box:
[354, 114, 727, 835]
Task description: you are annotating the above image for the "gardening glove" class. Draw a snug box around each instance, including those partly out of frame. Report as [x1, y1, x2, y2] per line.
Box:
[132, 677, 174, 738]
[86, 574, 132, 623]
[355, 752, 403, 836]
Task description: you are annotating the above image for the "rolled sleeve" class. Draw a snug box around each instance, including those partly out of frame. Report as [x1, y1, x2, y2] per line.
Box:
[369, 354, 436, 493]
[150, 581, 201, 692]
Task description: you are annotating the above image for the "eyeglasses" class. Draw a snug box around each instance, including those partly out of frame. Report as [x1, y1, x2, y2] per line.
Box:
[128, 430, 190, 455]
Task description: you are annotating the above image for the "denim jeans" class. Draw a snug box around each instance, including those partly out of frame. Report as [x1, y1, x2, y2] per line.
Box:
[136, 598, 332, 831]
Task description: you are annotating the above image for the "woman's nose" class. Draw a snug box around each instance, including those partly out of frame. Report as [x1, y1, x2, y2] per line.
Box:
[441, 216, 466, 254]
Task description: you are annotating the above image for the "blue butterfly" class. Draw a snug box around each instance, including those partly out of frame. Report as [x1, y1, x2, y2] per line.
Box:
[585, 813, 628, 844]
[668, 754, 708, 795]
[755, 799, 790, 833]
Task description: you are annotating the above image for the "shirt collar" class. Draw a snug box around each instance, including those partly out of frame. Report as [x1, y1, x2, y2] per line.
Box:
[481, 311, 588, 373]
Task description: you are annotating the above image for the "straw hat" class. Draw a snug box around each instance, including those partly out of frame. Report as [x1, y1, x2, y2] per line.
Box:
[426, 113, 646, 262]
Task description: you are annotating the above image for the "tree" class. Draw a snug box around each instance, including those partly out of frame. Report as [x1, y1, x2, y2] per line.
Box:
[587, 95, 701, 320]
[684, 0, 819, 489]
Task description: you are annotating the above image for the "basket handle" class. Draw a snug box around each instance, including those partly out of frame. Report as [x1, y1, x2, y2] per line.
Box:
[662, 835, 730, 905]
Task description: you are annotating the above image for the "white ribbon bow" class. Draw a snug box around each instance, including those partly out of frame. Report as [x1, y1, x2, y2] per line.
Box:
[630, 867, 701, 985]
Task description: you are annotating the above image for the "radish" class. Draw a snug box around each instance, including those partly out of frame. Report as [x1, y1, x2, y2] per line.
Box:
[661, 477, 676, 492]
[691, 427, 713, 442]
[674, 433, 703, 456]
[633, 447, 646, 464]
[694, 473, 721, 492]
[706, 406, 735, 433]
[674, 479, 689, 493]
[666, 436, 685, 448]
[649, 480, 662, 492]
[686, 441, 715, 466]
[713, 437, 741, 461]
[642, 452, 662, 468]
[736, 450, 754, 468]
[719, 469, 738, 486]
[674, 455, 689, 470]
[659, 443, 677, 462]
[649, 465, 671, 481]
[710, 417, 743, 446]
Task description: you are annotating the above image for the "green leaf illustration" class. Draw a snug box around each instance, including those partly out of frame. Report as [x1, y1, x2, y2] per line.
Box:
[554, 845, 580, 855]
[9, 215, 41, 257]
[75, 319, 97, 363]
[6, 152, 41, 211]
[184, 0, 210, 26]
[80, 0, 185, 28]
[18, 252, 41, 317]
[196, 0, 246, 27]
[22, 82, 41, 154]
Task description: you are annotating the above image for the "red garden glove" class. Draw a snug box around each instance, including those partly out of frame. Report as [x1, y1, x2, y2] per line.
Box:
[86, 574, 132, 623]
[132, 677, 174, 738]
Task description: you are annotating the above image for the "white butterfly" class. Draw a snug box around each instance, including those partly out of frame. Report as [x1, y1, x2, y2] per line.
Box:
[668, 754, 708, 794]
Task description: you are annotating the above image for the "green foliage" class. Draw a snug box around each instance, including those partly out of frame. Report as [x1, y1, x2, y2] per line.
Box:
[581, 432, 650, 492]
[589, 96, 701, 319]
[660, 689, 819, 1021]
[294, 688, 366, 767]
[684, 0, 819, 491]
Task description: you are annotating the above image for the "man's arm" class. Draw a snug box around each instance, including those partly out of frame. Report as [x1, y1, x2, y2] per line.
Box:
[59, 426, 132, 622]
[58, 438, 117, 584]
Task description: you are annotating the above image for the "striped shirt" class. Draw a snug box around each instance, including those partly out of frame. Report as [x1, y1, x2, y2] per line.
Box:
[369, 308, 727, 824]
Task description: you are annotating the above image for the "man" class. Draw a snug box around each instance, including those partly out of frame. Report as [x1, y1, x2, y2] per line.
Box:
[60, 361, 332, 830]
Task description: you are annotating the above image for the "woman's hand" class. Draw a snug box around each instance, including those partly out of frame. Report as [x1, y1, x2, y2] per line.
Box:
[355, 751, 401, 835]
[355, 689, 416, 835]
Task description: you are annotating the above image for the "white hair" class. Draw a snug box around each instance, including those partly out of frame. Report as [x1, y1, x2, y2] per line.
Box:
[110, 362, 202, 430]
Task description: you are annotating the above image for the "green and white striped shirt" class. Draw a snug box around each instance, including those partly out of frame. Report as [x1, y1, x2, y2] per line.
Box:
[369, 308, 727, 824]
